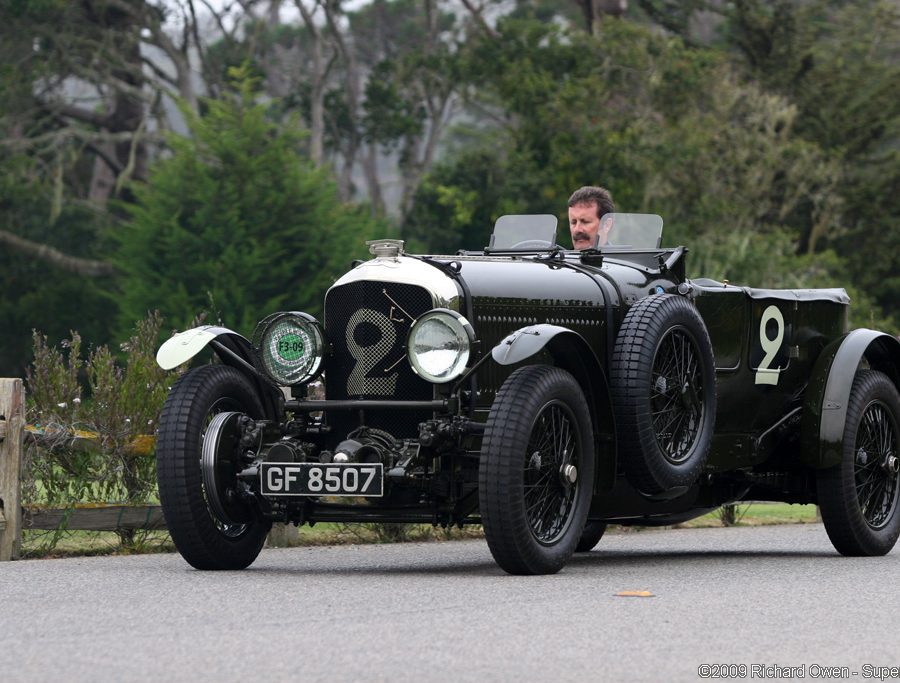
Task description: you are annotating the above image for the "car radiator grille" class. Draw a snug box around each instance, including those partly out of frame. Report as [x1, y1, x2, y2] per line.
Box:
[324, 280, 434, 438]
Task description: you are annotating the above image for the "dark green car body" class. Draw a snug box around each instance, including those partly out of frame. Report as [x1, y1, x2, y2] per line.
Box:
[155, 217, 900, 573]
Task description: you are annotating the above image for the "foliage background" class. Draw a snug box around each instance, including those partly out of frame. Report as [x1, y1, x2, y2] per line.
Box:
[1, 0, 898, 380]
[1, 0, 897, 554]
[115, 75, 380, 336]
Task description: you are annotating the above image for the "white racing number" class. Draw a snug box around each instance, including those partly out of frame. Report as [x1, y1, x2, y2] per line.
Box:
[755, 304, 785, 386]
[345, 308, 398, 395]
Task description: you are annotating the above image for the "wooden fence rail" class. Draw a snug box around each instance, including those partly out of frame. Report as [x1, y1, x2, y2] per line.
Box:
[0, 377, 170, 560]
[25, 504, 167, 532]
[0, 378, 297, 559]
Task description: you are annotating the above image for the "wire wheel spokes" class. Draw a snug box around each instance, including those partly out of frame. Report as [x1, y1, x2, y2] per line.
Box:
[854, 401, 900, 529]
[650, 327, 704, 464]
[523, 401, 578, 544]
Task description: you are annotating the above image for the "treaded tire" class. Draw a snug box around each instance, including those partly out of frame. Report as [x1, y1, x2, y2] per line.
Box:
[479, 365, 595, 575]
[611, 294, 716, 495]
[818, 370, 900, 556]
[157, 365, 271, 570]
[575, 521, 607, 552]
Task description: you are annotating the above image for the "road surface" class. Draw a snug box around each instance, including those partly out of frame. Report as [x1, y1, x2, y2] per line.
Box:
[2, 524, 898, 682]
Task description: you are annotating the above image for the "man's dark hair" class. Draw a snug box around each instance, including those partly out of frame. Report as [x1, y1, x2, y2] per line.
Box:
[567, 186, 615, 218]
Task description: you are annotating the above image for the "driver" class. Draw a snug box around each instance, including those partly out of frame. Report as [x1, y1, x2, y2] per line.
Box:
[568, 186, 615, 249]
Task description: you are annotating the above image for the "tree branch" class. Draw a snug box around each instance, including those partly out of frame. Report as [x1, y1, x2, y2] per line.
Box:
[460, 0, 500, 40]
[0, 230, 116, 277]
[187, 0, 213, 85]
[142, 7, 197, 111]
[141, 55, 179, 89]
[56, 103, 110, 128]
[83, 141, 125, 175]
[1, 128, 154, 152]
[199, 0, 237, 40]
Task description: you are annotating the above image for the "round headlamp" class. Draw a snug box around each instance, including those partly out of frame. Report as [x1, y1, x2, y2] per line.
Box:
[254, 312, 325, 386]
[407, 309, 474, 384]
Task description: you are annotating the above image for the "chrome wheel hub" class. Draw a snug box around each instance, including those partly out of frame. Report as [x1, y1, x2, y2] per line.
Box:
[560, 464, 578, 486]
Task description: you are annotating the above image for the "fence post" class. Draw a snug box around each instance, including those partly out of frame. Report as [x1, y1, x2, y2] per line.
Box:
[266, 523, 299, 548]
[0, 378, 25, 561]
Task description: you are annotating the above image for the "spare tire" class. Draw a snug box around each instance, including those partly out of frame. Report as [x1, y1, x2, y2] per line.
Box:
[611, 294, 716, 495]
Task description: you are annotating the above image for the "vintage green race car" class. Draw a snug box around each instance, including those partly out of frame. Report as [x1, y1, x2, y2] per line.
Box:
[155, 214, 900, 574]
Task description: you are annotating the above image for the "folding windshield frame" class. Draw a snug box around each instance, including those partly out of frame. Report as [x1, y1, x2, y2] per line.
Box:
[485, 213, 664, 253]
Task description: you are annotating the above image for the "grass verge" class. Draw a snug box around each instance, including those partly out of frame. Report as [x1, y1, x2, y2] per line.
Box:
[675, 502, 819, 528]
[19, 503, 818, 559]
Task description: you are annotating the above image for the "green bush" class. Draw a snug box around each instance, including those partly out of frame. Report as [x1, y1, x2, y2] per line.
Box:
[116, 76, 385, 339]
[23, 312, 177, 552]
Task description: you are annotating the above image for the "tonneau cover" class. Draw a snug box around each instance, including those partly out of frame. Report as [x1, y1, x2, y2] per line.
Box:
[691, 278, 849, 305]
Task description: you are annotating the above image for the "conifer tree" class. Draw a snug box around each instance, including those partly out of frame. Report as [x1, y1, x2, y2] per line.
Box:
[117, 76, 382, 337]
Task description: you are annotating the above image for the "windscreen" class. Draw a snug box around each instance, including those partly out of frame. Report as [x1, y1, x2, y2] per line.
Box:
[594, 213, 663, 249]
[489, 215, 558, 249]
[488, 213, 663, 250]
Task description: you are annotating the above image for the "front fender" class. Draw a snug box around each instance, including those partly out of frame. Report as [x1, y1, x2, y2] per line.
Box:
[801, 329, 900, 468]
[491, 324, 617, 491]
[491, 324, 572, 365]
[157, 325, 284, 421]
[157, 325, 248, 370]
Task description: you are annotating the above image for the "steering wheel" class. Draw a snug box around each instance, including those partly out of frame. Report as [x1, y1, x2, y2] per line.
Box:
[509, 240, 555, 250]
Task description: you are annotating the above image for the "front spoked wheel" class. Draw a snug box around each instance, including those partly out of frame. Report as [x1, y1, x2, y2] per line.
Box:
[818, 370, 900, 556]
[157, 365, 271, 569]
[480, 366, 595, 575]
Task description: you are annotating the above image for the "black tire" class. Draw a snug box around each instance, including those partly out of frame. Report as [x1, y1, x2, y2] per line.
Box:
[818, 370, 900, 556]
[611, 294, 716, 494]
[575, 521, 607, 552]
[157, 365, 271, 569]
[479, 365, 595, 575]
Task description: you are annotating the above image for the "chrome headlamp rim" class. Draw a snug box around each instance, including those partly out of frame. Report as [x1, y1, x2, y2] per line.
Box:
[252, 311, 325, 386]
[406, 308, 474, 384]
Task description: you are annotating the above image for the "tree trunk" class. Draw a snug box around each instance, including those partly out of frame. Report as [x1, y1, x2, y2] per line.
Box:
[267, 0, 284, 25]
[362, 144, 386, 217]
[310, 59, 326, 165]
[103, 0, 150, 195]
[324, 0, 363, 200]
[296, 1, 328, 165]
[573, 0, 629, 34]
[88, 150, 117, 206]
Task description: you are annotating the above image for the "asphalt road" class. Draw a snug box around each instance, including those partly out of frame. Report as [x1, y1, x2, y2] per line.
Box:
[3, 523, 899, 683]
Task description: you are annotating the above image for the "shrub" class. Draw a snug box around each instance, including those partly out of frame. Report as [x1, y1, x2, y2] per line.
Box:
[116, 76, 384, 339]
[23, 312, 178, 552]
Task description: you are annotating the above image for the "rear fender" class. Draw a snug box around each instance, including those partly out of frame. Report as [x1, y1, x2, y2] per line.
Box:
[801, 329, 900, 468]
[492, 325, 616, 490]
[157, 326, 283, 420]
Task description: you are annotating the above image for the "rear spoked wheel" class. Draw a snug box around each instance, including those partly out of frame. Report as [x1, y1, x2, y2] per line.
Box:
[576, 521, 608, 552]
[480, 366, 595, 575]
[818, 370, 900, 556]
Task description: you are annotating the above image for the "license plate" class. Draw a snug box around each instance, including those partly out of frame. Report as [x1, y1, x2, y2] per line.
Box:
[259, 462, 384, 497]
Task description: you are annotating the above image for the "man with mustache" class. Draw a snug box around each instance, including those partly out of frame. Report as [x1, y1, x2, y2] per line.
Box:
[567, 185, 615, 250]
